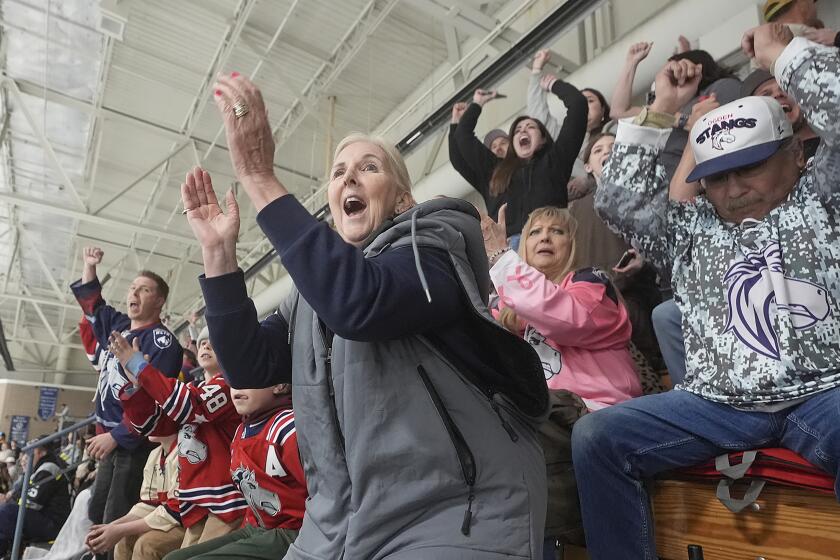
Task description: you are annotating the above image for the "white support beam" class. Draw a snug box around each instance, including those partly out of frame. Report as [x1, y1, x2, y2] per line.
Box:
[0, 190, 200, 246]
[21, 286, 59, 342]
[443, 23, 464, 87]
[183, 0, 260, 137]
[74, 234, 204, 266]
[7, 78, 318, 182]
[269, 0, 400, 149]
[82, 35, 115, 201]
[201, 0, 320, 161]
[4, 337, 83, 350]
[19, 227, 67, 302]
[422, 128, 447, 177]
[2, 219, 19, 295]
[11, 299, 21, 338]
[406, 0, 520, 49]
[1, 78, 88, 210]
[22, 345, 43, 366]
[93, 141, 189, 216]
[380, 0, 539, 136]
[0, 292, 78, 310]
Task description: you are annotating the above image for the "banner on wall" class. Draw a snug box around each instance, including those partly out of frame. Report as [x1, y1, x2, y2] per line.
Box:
[38, 387, 59, 421]
[9, 415, 29, 444]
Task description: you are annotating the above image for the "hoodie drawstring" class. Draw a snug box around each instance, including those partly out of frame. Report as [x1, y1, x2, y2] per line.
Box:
[411, 212, 432, 303]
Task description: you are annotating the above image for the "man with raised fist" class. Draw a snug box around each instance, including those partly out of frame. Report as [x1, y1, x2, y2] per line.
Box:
[71, 247, 183, 560]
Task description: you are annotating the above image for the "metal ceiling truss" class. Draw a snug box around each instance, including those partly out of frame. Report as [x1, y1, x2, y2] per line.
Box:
[7, 77, 319, 181]
[0, 0, 606, 376]
[169, 0, 606, 336]
[269, 0, 400, 149]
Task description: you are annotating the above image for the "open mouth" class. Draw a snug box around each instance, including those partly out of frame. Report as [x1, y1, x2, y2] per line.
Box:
[199, 352, 212, 360]
[780, 103, 792, 114]
[343, 196, 367, 217]
[128, 302, 139, 312]
[518, 136, 531, 148]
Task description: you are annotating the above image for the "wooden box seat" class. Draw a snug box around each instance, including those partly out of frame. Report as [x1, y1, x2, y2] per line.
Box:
[652, 449, 839, 560]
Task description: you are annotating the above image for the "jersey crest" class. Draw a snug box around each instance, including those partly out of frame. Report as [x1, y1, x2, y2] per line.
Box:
[232, 465, 281, 523]
[178, 424, 208, 464]
[153, 328, 173, 349]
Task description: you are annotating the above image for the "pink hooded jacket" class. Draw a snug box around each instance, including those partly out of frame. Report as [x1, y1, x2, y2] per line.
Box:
[490, 251, 642, 410]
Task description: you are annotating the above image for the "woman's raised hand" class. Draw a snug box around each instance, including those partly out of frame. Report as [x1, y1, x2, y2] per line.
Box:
[473, 89, 498, 106]
[481, 204, 509, 261]
[182, 166, 240, 276]
[626, 42, 652, 66]
[212, 73, 287, 211]
[532, 49, 550, 72]
[213, 73, 275, 182]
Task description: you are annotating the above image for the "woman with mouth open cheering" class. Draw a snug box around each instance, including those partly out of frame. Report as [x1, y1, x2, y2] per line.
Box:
[181, 72, 551, 559]
[453, 74, 588, 250]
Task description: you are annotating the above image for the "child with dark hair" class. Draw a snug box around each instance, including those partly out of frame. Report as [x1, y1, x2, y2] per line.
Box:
[164, 383, 307, 560]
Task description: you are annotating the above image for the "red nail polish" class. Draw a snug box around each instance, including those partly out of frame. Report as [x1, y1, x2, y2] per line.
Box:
[231, 71, 240, 78]
[214, 89, 222, 96]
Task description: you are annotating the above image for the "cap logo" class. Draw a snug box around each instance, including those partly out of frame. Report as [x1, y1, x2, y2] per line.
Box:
[695, 115, 758, 149]
[712, 130, 736, 151]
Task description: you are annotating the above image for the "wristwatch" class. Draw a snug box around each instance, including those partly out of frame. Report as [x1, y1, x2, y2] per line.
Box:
[676, 112, 690, 130]
[634, 105, 676, 129]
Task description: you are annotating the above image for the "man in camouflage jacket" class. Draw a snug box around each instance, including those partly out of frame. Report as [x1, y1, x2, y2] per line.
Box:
[571, 23, 840, 560]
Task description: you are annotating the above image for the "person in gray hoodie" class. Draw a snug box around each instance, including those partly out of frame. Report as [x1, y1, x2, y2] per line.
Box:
[180, 73, 551, 560]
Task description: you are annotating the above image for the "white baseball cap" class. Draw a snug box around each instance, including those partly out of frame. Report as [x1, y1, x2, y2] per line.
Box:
[197, 326, 210, 346]
[686, 96, 793, 183]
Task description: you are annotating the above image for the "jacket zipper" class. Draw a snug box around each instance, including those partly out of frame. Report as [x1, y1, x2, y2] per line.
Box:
[316, 320, 346, 454]
[416, 365, 476, 536]
[489, 396, 518, 442]
[417, 332, 521, 444]
[286, 296, 299, 348]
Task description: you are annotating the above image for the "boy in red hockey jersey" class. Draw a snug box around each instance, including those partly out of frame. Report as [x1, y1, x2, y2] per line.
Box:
[110, 328, 246, 548]
[163, 381, 307, 560]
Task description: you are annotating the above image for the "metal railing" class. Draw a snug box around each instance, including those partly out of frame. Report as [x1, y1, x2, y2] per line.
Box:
[10, 415, 96, 560]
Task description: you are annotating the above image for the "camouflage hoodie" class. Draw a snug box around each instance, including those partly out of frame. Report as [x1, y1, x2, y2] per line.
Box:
[594, 37, 840, 405]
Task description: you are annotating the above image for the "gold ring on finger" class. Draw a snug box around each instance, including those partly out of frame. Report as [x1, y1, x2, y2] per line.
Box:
[233, 101, 249, 119]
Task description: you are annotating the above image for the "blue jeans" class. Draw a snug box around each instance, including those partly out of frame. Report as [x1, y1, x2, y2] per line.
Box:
[571, 388, 840, 560]
[651, 299, 686, 385]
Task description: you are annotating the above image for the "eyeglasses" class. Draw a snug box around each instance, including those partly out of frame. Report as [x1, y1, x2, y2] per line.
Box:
[700, 160, 770, 188]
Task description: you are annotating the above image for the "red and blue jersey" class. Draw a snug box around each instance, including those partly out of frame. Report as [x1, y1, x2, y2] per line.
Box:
[230, 402, 307, 530]
[121, 366, 246, 528]
[72, 277, 182, 449]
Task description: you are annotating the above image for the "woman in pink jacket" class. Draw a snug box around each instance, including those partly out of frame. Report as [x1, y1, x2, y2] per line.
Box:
[483, 205, 641, 410]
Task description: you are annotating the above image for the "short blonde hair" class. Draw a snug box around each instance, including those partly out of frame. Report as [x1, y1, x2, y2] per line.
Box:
[499, 206, 579, 333]
[332, 133, 412, 194]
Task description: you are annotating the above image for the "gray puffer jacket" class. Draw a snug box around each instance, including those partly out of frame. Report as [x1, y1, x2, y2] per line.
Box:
[284, 199, 548, 559]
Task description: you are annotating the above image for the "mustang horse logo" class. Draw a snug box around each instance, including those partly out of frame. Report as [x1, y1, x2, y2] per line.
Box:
[232, 466, 281, 525]
[178, 424, 208, 464]
[525, 327, 562, 380]
[723, 241, 830, 360]
[711, 130, 736, 151]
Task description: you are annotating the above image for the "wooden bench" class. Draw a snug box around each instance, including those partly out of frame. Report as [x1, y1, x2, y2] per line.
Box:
[652, 479, 840, 560]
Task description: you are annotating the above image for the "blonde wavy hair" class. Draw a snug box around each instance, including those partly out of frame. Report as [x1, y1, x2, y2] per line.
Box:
[498, 206, 579, 333]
